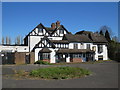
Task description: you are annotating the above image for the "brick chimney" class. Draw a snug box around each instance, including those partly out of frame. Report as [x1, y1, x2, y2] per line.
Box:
[51, 23, 56, 29]
[56, 21, 60, 28]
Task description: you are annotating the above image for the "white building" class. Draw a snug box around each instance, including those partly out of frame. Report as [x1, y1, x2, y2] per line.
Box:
[0, 21, 108, 64]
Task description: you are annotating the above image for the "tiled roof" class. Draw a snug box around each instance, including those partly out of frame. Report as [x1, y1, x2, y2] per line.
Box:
[39, 48, 52, 53]
[64, 34, 92, 43]
[75, 30, 108, 43]
[50, 40, 69, 44]
[90, 33, 108, 43]
[56, 49, 94, 54]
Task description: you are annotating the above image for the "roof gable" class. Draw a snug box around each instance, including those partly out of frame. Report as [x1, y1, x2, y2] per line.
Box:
[33, 36, 55, 50]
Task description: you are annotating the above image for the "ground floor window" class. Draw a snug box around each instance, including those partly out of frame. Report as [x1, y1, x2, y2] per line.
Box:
[72, 54, 81, 58]
[98, 55, 103, 60]
[39, 53, 50, 60]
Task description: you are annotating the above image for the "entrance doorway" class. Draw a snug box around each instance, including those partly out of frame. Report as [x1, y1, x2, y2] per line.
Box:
[25, 54, 30, 64]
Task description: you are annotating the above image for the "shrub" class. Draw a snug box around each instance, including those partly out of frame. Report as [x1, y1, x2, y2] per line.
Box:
[34, 60, 51, 65]
[30, 66, 91, 79]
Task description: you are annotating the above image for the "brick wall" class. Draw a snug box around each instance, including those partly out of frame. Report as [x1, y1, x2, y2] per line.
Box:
[42, 59, 50, 63]
[15, 52, 35, 64]
[72, 58, 83, 62]
[30, 52, 35, 64]
[15, 52, 25, 64]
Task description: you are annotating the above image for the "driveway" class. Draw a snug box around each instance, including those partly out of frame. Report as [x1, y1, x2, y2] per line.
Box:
[2, 61, 118, 88]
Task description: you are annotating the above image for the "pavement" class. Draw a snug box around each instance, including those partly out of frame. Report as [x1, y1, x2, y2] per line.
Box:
[2, 60, 119, 88]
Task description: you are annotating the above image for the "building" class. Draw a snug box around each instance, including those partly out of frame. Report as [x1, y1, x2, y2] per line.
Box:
[0, 21, 108, 64]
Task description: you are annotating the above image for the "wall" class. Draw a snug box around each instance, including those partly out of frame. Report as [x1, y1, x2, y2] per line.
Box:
[29, 36, 43, 51]
[0, 45, 29, 52]
[72, 58, 83, 62]
[93, 44, 108, 60]
[15, 52, 35, 64]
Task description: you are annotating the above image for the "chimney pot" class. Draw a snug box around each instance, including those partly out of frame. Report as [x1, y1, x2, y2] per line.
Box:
[51, 23, 56, 29]
[56, 21, 60, 28]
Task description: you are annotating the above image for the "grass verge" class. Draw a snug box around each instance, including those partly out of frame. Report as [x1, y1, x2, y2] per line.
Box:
[29, 66, 92, 80]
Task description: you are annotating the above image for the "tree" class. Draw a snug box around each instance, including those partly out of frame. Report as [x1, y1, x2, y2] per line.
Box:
[15, 35, 21, 45]
[6, 36, 9, 44]
[2, 37, 4, 44]
[105, 30, 111, 42]
[9, 37, 11, 45]
[99, 25, 113, 37]
[99, 30, 104, 36]
[112, 36, 119, 42]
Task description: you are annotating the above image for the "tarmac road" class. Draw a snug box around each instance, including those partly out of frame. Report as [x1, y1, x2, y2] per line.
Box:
[2, 61, 118, 88]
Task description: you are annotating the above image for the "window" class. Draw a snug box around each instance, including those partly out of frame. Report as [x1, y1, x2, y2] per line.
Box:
[83, 54, 85, 57]
[39, 53, 50, 60]
[74, 43, 78, 49]
[92, 46, 96, 51]
[59, 30, 64, 34]
[73, 54, 81, 58]
[98, 45, 103, 53]
[80, 43, 84, 49]
[86, 44, 90, 49]
[38, 28, 42, 33]
[98, 55, 103, 60]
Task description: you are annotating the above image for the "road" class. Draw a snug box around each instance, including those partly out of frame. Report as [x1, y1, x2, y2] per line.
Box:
[2, 61, 118, 88]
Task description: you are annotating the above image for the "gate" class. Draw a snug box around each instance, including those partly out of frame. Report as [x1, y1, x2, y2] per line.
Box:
[2, 52, 15, 64]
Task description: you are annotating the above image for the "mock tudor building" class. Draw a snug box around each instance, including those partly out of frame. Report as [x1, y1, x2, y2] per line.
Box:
[0, 21, 108, 64]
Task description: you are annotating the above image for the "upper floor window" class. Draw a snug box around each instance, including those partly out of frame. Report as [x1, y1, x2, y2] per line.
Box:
[59, 30, 64, 34]
[86, 44, 90, 49]
[38, 28, 42, 33]
[92, 46, 96, 51]
[80, 43, 84, 49]
[74, 43, 78, 49]
[98, 45, 103, 53]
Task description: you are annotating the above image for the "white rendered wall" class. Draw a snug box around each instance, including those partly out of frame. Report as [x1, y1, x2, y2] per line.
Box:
[35, 48, 42, 62]
[48, 37, 63, 40]
[93, 44, 108, 61]
[49, 48, 57, 63]
[66, 54, 70, 62]
[0, 45, 29, 52]
[29, 36, 43, 51]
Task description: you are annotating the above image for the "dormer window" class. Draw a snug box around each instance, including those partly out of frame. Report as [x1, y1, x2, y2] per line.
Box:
[86, 44, 90, 49]
[74, 43, 78, 49]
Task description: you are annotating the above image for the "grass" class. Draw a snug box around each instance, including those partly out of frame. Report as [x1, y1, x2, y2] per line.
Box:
[29, 66, 92, 80]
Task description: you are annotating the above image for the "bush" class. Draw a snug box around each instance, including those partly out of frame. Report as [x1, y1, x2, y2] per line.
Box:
[30, 66, 91, 79]
[34, 60, 51, 65]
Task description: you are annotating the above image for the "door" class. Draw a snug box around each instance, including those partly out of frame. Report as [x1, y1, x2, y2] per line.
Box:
[58, 54, 66, 63]
[25, 54, 30, 64]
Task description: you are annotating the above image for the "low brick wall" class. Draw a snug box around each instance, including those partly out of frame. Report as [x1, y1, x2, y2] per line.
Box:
[42, 59, 50, 63]
[72, 58, 83, 62]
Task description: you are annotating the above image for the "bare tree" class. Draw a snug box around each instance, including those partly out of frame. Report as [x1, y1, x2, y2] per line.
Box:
[99, 25, 113, 37]
[15, 35, 21, 45]
[9, 37, 11, 45]
[2, 37, 4, 44]
[6, 36, 9, 44]
[21, 36, 23, 44]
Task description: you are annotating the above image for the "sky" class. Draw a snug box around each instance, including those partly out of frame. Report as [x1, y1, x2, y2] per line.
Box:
[2, 2, 118, 43]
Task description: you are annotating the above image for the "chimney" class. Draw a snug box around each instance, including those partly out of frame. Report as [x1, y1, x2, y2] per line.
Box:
[56, 21, 60, 28]
[51, 23, 56, 29]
